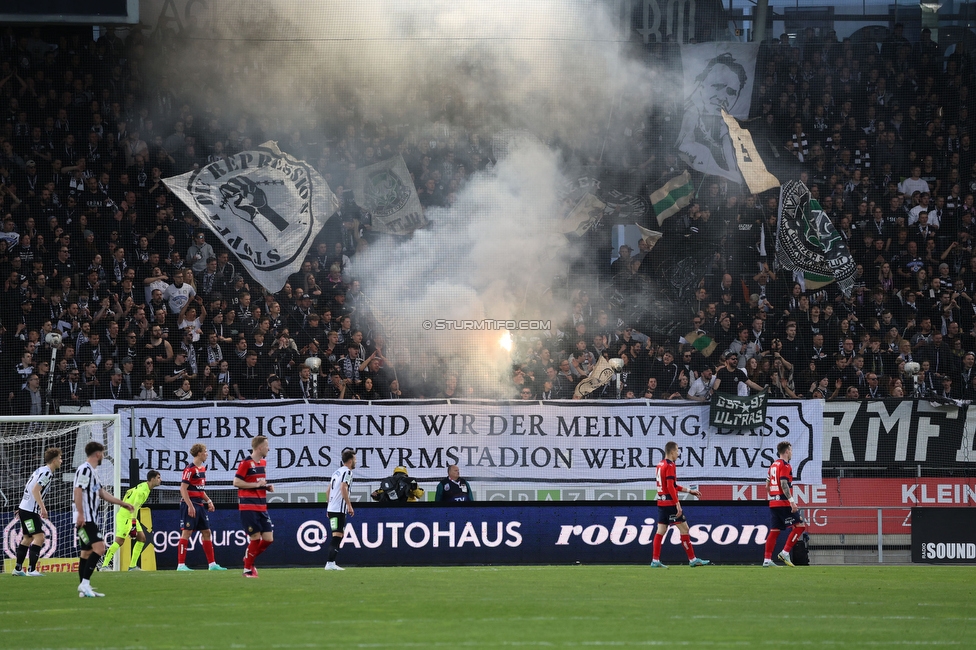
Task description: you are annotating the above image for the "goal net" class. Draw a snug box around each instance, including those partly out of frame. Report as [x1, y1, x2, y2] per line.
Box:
[0, 415, 121, 573]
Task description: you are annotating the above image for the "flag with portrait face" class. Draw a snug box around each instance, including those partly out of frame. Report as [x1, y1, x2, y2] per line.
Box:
[677, 43, 759, 183]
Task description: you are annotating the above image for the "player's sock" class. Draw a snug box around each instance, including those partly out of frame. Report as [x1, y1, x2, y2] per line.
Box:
[85, 553, 102, 580]
[328, 535, 341, 562]
[764, 529, 781, 561]
[202, 540, 215, 564]
[680, 534, 696, 561]
[783, 528, 803, 553]
[651, 533, 663, 561]
[103, 541, 121, 566]
[244, 539, 261, 569]
[28, 544, 41, 572]
[15, 543, 29, 570]
[79, 556, 88, 583]
[129, 541, 146, 569]
[257, 539, 273, 556]
[177, 538, 188, 565]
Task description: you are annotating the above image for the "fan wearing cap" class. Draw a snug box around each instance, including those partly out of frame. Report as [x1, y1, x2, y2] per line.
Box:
[258, 374, 286, 400]
[714, 352, 764, 396]
[370, 466, 424, 504]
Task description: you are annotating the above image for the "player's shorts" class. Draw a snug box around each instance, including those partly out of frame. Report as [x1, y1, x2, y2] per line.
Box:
[769, 505, 805, 530]
[327, 511, 346, 535]
[179, 502, 211, 531]
[18, 509, 43, 538]
[76, 522, 102, 551]
[657, 504, 686, 525]
[241, 510, 274, 536]
[114, 511, 145, 539]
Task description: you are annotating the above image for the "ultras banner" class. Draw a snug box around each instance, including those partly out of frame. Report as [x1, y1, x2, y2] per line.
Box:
[92, 399, 823, 486]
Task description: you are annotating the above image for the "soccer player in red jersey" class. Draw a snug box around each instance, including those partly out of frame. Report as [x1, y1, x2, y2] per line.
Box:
[177, 443, 226, 571]
[651, 441, 710, 568]
[763, 441, 807, 567]
[234, 435, 274, 578]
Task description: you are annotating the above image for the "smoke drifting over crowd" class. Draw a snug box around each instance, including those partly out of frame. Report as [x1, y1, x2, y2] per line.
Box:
[160, 0, 665, 395]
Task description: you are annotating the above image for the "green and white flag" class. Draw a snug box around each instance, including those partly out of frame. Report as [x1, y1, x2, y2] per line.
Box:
[682, 331, 717, 357]
[347, 154, 427, 235]
[776, 180, 856, 296]
[650, 171, 694, 225]
[710, 391, 767, 429]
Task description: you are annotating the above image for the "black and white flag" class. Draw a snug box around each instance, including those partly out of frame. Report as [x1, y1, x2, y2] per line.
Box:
[347, 154, 427, 235]
[677, 43, 759, 183]
[164, 141, 337, 293]
[776, 180, 857, 297]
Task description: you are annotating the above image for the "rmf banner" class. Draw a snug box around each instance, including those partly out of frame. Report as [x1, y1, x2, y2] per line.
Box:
[93, 399, 822, 487]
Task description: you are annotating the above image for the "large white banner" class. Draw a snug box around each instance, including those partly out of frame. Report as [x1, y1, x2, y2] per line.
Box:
[94, 399, 822, 487]
[163, 141, 338, 293]
[677, 43, 759, 184]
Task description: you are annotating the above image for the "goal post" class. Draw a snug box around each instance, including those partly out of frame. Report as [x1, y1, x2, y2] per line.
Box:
[0, 414, 122, 573]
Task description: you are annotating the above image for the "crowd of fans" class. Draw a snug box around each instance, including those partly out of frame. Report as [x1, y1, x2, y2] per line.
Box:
[543, 24, 976, 403]
[0, 22, 975, 412]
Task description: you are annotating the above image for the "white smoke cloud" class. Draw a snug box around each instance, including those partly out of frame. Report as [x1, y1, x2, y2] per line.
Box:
[154, 0, 665, 396]
[353, 141, 571, 396]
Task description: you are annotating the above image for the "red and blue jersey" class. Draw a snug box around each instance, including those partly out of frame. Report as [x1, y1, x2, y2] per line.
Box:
[767, 458, 793, 507]
[235, 457, 268, 512]
[181, 463, 208, 506]
[655, 458, 681, 506]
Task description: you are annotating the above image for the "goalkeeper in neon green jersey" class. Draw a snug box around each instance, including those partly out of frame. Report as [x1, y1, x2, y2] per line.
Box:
[103, 471, 162, 570]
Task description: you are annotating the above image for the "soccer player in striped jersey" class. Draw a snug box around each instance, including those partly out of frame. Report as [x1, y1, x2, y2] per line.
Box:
[102, 470, 162, 571]
[234, 435, 274, 578]
[324, 448, 356, 571]
[650, 441, 711, 568]
[178, 444, 226, 571]
[13, 448, 62, 576]
[763, 441, 807, 567]
[74, 442, 135, 597]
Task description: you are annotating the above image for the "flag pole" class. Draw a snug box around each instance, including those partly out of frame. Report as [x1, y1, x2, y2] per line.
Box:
[597, 88, 620, 166]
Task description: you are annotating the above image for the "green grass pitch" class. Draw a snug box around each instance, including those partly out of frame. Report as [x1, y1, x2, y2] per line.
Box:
[2, 565, 974, 648]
